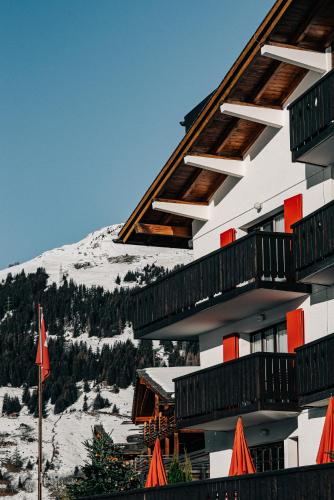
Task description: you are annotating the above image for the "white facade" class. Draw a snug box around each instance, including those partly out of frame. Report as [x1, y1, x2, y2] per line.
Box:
[186, 68, 334, 477]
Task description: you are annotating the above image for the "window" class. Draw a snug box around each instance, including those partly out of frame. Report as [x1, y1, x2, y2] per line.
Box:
[251, 322, 287, 353]
[248, 211, 284, 233]
[250, 441, 284, 472]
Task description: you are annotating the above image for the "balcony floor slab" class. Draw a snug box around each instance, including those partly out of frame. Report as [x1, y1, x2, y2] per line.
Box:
[178, 410, 299, 432]
[134, 280, 309, 340]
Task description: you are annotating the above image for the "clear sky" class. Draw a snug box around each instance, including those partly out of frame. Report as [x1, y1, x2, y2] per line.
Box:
[0, 0, 275, 269]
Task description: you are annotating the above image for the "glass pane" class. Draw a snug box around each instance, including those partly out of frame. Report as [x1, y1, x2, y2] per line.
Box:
[252, 332, 262, 353]
[277, 323, 288, 353]
[263, 328, 275, 352]
[274, 213, 284, 233]
[262, 220, 273, 232]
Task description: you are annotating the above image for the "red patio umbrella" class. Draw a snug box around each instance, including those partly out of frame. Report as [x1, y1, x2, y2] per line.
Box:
[145, 438, 168, 488]
[229, 417, 256, 476]
[316, 397, 334, 464]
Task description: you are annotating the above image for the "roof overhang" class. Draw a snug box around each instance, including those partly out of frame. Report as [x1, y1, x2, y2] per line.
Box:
[118, 0, 334, 248]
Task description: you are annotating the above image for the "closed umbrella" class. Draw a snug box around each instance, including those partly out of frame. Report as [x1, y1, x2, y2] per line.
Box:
[229, 417, 256, 476]
[145, 438, 168, 488]
[316, 397, 334, 464]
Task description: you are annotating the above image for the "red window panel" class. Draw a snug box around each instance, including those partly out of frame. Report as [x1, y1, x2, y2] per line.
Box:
[223, 334, 239, 362]
[284, 194, 303, 233]
[220, 228, 237, 248]
[286, 309, 305, 353]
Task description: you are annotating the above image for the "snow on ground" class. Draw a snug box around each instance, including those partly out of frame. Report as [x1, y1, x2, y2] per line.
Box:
[70, 324, 136, 350]
[0, 223, 192, 497]
[0, 224, 193, 290]
[0, 383, 138, 498]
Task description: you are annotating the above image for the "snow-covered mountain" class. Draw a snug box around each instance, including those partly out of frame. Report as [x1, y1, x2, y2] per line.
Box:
[0, 225, 193, 498]
[0, 224, 193, 290]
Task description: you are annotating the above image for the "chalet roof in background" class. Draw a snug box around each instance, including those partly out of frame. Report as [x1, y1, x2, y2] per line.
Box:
[118, 0, 334, 248]
[137, 366, 200, 401]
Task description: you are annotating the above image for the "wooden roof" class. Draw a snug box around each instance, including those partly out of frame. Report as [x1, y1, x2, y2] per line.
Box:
[118, 0, 334, 248]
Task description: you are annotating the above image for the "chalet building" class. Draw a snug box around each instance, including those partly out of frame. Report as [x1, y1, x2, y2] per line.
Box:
[132, 367, 205, 462]
[116, 0, 334, 496]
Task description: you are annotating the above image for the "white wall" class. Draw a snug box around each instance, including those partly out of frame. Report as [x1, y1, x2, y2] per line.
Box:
[190, 67, 334, 470]
[192, 72, 333, 260]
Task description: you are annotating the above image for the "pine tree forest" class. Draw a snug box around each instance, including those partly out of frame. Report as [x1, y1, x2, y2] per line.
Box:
[0, 267, 198, 416]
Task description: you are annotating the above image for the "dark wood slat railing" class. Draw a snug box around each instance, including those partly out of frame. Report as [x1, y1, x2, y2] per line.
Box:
[296, 332, 334, 405]
[131, 231, 295, 335]
[79, 463, 334, 500]
[289, 69, 334, 156]
[293, 200, 334, 281]
[174, 353, 298, 426]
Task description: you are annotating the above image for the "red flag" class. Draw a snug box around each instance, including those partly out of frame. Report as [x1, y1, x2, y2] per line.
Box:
[35, 306, 50, 383]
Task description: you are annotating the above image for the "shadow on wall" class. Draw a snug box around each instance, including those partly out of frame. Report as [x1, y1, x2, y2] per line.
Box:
[310, 285, 334, 306]
[306, 164, 334, 190]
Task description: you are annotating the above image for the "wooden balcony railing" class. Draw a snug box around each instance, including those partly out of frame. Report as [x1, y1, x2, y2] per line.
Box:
[293, 200, 334, 284]
[131, 231, 296, 337]
[143, 416, 176, 446]
[296, 332, 334, 406]
[289, 69, 334, 164]
[79, 463, 334, 500]
[174, 353, 298, 428]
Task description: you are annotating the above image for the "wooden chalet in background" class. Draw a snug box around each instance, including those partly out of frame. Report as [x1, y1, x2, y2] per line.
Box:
[132, 368, 205, 457]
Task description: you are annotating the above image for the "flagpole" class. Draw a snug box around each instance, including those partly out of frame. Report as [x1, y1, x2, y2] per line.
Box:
[38, 305, 43, 500]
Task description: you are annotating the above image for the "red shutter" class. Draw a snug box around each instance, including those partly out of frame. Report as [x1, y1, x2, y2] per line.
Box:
[223, 334, 239, 362]
[284, 194, 303, 233]
[220, 228, 236, 248]
[286, 309, 305, 353]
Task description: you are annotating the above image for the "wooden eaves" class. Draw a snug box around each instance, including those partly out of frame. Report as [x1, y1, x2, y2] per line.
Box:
[118, 0, 334, 249]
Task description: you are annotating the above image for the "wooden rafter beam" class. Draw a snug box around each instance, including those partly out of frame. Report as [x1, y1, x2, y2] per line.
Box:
[135, 223, 191, 239]
[118, 0, 295, 243]
[215, 0, 330, 154]
[154, 198, 208, 206]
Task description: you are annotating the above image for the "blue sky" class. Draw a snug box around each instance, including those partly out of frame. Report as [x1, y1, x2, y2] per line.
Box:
[0, 0, 274, 269]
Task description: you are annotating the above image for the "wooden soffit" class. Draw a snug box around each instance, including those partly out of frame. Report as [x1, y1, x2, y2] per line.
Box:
[119, 0, 334, 248]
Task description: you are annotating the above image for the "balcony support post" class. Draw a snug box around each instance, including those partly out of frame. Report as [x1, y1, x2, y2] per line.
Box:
[165, 436, 170, 457]
[174, 432, 180, 456]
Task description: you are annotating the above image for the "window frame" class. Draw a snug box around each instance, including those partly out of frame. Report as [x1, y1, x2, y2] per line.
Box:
[248, 210, 284, 233]
[250, 321, 287, 354]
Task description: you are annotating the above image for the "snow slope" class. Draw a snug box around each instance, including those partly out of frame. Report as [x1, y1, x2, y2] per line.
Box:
[0, 224, 193, 497]
[0, 224, 192, 290]
[0, 384, 137, 499]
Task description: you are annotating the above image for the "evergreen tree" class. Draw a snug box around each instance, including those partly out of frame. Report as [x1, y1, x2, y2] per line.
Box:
[11, 448, 24, 471]
[112, 404, 119, 414]
[115, 275, 121, 285]
[167, 454, 186, 484]
[83, 380, 90, 393]
[66, 430, 140, 498]
[183, 451, 192, 482]
[26, 460, 33, 470]
[22, 385, 31, 406]
[83, 395, 88, 412]
[93, 393, 110, 411]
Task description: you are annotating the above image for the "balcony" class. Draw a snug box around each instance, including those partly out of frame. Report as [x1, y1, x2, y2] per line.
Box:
[83, 463, 334, 500]
[289, 70, 334, 167]
[293, 200, 334, 285]
[174, 353, 299, 431]
[131, 232, 309, 340]
[297, 333, 334, 407]
[143, 416, 176, 447]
